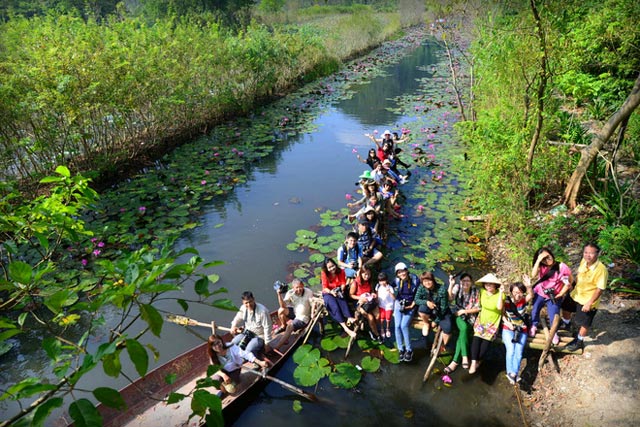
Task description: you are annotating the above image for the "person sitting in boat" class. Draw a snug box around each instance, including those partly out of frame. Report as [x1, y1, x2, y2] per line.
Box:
[207, 334, 271, 396]
[349, 265, 382, 343]
[336, 232, 363, 281]
[376, 271, 396, 340]
[274, 279, 314, 350]
[380, 179, 403, 220]
[321, 258, 357, 338]
[415, 271, 453, 351]
[356, 218, 384, 268]
[355, 148, 379, 170]
[502, 278, 534, 384]
[230, 291, 273, 357]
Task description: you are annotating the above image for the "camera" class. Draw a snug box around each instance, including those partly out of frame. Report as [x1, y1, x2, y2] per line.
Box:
[238, 329, 257, 351]
[273, 280, 288, 294]
[512, 326, 523, 343]
[543, 287, 557, 304]
[398, 299, 408, 309]
[333, 287, 344, 299]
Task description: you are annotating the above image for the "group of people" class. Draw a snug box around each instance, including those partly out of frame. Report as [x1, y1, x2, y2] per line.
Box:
[318, 241, 608, 383]
[204, 124, 609, 394]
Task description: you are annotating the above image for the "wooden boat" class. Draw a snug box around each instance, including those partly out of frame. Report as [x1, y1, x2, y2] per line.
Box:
[96, 310, 313, 427]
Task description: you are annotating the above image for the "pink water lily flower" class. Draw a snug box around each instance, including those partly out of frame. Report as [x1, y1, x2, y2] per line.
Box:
[345, 194, 353, 200]
[442, 374, 452, 384]
[352, 148, 358, 154]
[201, 180, 207, 185]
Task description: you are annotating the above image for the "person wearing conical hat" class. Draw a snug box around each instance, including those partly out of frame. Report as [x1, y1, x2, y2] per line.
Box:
[469, 273, 505, 374]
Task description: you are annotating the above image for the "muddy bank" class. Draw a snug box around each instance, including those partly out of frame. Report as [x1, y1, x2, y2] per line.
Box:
[486, 233, 640, 427]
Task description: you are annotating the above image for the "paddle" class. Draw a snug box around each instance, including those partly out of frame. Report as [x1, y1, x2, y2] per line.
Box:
[243, 367, 318, 402]
[166, 314, 233, 332]
[423, 327, 443, 382]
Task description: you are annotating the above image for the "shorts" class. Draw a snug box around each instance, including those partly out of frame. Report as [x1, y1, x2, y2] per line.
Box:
[379, 307, 393, 321]
[285, 307, 308, 331]
[562, 295, 598, 328]
[418, 304, 436, 317]
[292, 318, 307, 331]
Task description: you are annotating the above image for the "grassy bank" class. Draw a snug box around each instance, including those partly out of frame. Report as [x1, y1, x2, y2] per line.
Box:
[0, 5, 421, 185]
[427, 0, 639, 286]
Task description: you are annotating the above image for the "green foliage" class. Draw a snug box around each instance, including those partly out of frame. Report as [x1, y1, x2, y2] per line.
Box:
[598, 223, 640, 266]
[328, 363, 361, 388]
[0, 170, 227, 426]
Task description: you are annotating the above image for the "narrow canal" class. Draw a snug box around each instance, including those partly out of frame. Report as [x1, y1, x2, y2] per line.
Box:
[0, 31, 523, 427]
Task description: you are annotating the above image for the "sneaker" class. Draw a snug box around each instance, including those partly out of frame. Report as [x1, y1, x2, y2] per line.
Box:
[565, 338, 584, 352]
[529, 325, 537, 338]
[398, 349, 406, 362]
[505, 373, 516, 385]
[385, 330, 391, 338]
[376, 335, 384, 344]
[369, 331, 377, 341]
[404, 350, 413, 362]
[552, 333, 560, 346]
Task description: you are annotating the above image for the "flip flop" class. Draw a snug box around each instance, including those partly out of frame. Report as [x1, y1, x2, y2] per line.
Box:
[462, 362, 469, 369]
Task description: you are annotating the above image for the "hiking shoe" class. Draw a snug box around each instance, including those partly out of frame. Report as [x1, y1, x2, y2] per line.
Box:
[528, 325, 537, 337]
[398, 349, 406, 362]
[404, 350, 413, 362]
[565, 338, 584, 352]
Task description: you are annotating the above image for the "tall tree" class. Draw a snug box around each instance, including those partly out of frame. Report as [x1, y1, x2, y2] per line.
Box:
[563, 72, 640, 209]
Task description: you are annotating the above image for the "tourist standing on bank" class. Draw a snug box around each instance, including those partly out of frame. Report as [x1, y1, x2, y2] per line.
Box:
[561, 243, 608, 351]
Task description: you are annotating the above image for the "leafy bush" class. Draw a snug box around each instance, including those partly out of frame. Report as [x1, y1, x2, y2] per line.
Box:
[598, 223, 640, 266]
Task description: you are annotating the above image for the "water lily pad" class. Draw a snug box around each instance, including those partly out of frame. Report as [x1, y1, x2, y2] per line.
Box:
[309, 253, 325, 263]
[329, 363, 361, 388]
[360, 355, 380, 373]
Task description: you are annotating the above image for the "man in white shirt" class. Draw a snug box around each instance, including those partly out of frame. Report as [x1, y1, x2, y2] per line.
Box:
[274, 279, 313, 349]
[230, 291, 273, 356]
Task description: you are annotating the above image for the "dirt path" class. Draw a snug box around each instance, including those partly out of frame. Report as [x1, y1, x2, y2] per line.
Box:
[488, 237, 640, 427]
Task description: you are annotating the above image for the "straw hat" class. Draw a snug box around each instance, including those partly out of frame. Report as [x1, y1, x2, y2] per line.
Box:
[476, 273, 502, 286]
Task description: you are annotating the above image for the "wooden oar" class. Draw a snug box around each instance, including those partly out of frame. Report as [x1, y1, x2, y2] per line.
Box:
[345, 317, 363, 358]
[243, 367, 318, 402]
[423, 328, 443, 382]
[303, 308, 324, 345]
[166, 314, 232, 332]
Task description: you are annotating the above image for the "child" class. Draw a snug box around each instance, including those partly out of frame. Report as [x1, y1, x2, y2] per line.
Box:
[376, 271, 396, 339]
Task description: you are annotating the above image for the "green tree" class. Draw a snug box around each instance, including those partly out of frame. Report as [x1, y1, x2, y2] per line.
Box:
[0, 167, 232, 426]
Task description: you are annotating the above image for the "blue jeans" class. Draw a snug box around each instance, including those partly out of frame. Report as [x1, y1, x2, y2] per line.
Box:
[531, 293, 563, 328]
[502, 328, 527, 377]
[231, 333, 264, 358]
[394, 306, 414, 351]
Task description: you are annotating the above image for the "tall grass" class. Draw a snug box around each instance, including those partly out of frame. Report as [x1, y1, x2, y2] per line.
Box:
[0, 7, 417, 184]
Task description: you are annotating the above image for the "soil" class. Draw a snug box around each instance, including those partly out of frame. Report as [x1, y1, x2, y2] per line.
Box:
[487, 233, 640, 427]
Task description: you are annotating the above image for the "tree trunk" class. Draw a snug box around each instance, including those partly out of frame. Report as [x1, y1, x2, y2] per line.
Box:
[526, 0, 548, 174]
[563, 72, 640, 209]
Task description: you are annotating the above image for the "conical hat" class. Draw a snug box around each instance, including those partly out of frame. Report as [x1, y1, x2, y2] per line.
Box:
[476, 273, 502, 286]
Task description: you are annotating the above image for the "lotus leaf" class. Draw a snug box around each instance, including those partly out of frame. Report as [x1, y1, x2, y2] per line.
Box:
[329, 363, 361, 388]
[293, 344, 320, 366]
[360, 356, 381, 373]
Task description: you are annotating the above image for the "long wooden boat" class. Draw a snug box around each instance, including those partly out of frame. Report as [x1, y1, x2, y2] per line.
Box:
[96, 310, 311, 427]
